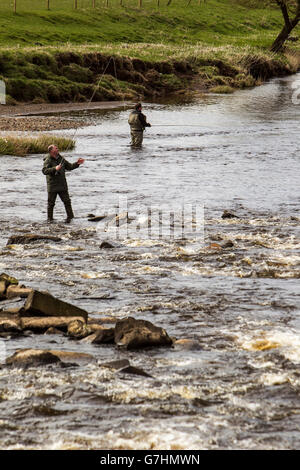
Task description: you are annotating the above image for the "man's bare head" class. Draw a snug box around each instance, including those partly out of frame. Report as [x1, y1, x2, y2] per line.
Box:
[48, 145, 59, 157]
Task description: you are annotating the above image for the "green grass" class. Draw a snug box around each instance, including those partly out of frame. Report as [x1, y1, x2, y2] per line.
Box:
[0, 1, 291, 49]
[0, 1, 299, 103]
[0, 134, 75, 156]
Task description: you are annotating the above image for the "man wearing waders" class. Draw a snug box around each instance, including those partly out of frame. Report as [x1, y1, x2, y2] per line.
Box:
[42, 144, 84, 223]
[128, 103, 151, 148]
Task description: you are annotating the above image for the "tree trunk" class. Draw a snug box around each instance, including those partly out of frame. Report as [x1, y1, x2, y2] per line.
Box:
[271, 0, 300, 52]
[271, 24, 293, 52]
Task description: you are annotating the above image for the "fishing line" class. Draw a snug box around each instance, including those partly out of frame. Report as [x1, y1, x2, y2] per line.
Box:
[64, 56, 127, 153]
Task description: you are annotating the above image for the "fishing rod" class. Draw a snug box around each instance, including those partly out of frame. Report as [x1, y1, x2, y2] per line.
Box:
[150, 125, 203, 127]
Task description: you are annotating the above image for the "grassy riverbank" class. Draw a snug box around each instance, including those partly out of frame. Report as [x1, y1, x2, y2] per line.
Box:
[0, 1, 299, 104]
[0, 0, 290, 49]
[0, 43, 297, 105]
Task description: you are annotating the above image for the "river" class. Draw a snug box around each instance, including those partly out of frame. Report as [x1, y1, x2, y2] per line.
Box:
[0, 73, 299, 450]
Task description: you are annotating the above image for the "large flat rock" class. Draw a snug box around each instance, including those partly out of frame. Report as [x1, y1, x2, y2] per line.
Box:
[22, 290, 88, 321]
[6, 348, 94, 367]
[21, 316, 88, 333]
[6, 349, 62, 367]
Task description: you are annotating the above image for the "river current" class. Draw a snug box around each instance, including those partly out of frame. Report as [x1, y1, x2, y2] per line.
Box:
[0, 74, 299, 450]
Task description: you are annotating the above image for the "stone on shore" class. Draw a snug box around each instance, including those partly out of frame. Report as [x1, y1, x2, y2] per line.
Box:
[23, 290, 88, 321]
[114, 317, 172, 349]
[6, 234, 62, 245]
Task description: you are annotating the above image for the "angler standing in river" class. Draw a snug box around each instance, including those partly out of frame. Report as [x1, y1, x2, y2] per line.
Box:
[128, 103, 151, 148]
[42, 144, 85, 224]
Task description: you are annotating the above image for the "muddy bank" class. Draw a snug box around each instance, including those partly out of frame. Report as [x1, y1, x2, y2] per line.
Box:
[0, 48, 295, 107]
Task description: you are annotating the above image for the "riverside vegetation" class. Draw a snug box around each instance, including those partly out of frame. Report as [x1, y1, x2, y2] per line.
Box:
[0, 1, 300, 155]
[0, 0, 300, 105]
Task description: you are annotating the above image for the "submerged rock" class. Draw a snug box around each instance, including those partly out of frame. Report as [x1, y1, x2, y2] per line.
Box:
[100, 359, 152, 377]
[117, 365, 153, 378]
[220, 240, 234, 248]
[48, 350, 94, 363]
[99, 241, 116, 249]
[100, 359, 130, 370]
[6, 234, 62, 245]
[6, 348, 94, 367]
[221, 210, 239, 219]
[114, 317, 172, 350]
[88, 215, 106, 222]
[6, 349, 62, 367]
[172, 339, 202, 351]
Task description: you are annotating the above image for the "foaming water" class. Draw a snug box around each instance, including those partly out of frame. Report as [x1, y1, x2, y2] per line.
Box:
[0, 74, 300, 449]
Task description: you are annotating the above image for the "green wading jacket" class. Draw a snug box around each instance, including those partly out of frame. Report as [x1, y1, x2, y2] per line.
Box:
[42, 154, 79, 193]
[128, 110, 150, 131]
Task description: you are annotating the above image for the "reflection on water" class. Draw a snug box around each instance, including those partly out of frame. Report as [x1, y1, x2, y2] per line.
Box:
[0, 74, 299, 449]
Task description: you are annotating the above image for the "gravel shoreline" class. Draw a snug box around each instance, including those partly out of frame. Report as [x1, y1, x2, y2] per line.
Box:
[0, 101, 131, 132]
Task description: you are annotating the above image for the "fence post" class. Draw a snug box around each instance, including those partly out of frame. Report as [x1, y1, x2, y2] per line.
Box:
[14, 0, 17, 13]
[138, 0, 142, 7]
[47, 0, 50, 10]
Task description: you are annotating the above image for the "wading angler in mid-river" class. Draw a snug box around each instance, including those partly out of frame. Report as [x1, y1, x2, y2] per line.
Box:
[42, 144, 85, 224]
[128, 102, 151, 148]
